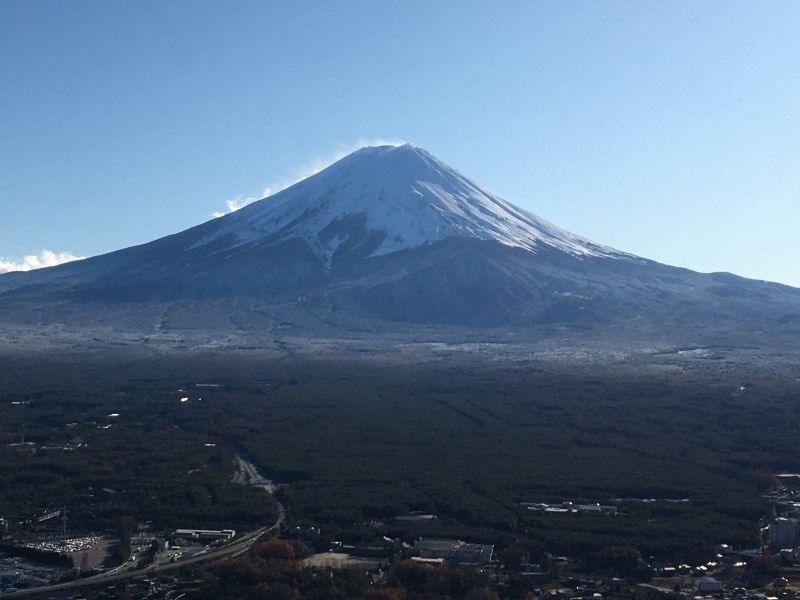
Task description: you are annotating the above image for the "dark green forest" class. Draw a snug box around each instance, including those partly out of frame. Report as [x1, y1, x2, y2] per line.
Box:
[2, 349, 798, 561]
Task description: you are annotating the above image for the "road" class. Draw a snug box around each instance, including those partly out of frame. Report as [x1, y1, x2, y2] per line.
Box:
[232, 454, 276, 493]
[4, 455, 286, 598]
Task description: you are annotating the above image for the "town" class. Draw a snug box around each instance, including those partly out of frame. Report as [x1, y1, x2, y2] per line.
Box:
[3, 469, 800, 600]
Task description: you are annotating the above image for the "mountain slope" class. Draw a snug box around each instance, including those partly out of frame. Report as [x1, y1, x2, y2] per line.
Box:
[1, 144, 799, 341]
[191, 144, 625, 265]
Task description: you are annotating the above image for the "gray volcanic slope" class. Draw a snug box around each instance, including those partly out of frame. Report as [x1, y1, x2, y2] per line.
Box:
[1, 144, 799, 344]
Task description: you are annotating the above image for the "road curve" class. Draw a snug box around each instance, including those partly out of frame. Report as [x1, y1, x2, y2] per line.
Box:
[5, 460, 286, 599]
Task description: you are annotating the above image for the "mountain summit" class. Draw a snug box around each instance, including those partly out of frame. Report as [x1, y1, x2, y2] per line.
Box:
[194, 144, 622, 267]
[1, 144, 799, 341]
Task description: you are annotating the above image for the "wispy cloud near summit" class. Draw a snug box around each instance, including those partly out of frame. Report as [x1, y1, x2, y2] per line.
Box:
[212, 138, 407, 217]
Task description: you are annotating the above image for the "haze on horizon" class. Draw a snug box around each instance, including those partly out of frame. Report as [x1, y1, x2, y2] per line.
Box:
[1, 1, 798, 287]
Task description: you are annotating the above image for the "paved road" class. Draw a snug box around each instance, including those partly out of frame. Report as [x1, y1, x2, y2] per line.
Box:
[4, 458, 286, 599]
[232, 455, 276, 493]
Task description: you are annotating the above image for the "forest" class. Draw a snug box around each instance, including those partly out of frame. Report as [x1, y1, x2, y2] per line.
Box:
[1, 348, 798, 562]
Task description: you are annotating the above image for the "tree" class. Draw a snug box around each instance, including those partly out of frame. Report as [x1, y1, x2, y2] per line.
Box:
[595, 546, 641, 577]
[466, 588, 501, 600]
[500, 543, 531, 569]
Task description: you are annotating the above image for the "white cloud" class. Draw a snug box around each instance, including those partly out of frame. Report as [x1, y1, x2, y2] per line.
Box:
[212, 137, 408, 217]
[0, 250, 84, 274]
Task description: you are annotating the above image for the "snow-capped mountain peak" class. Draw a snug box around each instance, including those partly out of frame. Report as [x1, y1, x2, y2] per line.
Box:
[193, 144, 624, 265]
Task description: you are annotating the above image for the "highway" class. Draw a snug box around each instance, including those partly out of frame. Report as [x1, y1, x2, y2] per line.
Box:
[4, 456, 286, 599]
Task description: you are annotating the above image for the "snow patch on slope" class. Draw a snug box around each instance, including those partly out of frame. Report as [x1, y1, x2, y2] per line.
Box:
[192, 144, 625, 263]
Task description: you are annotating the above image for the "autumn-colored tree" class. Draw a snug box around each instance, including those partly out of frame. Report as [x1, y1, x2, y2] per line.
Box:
[364, 587, 407, 600]
[247, 581, 301, 600]
[466, 588, 501, 600]
[254, 538, 308, 561]
[595, 545, 641, 576]
[750, 551, 775, 577]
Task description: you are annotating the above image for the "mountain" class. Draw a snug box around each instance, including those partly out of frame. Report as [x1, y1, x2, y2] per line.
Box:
[192, 144, 624, 265]
[1, 143, 799, 346]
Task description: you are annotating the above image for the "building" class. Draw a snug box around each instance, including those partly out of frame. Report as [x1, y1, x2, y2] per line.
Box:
[697, 577, 722, 593]
[173, 529, 235, 545]
[0, 570, 19, 587]
[395, 513, 437, 522]
[769, 518, 798, 549]
[415, 538, 494, 565]
[575, 503, 618, 515]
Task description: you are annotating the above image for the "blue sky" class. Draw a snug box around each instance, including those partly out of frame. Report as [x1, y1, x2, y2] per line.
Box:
[1, 1, 798, 285]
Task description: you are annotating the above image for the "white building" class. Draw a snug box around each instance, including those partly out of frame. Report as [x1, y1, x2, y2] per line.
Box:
[769, 518, 799, 549]
[173, 528, 235, 545]
[415, 538, 494, 564]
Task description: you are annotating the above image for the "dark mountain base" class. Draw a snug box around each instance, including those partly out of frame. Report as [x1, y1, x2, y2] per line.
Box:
[1, 238, 799, 351]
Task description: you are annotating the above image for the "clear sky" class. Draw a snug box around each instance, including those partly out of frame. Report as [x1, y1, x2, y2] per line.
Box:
[1, 1, 798, 285]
